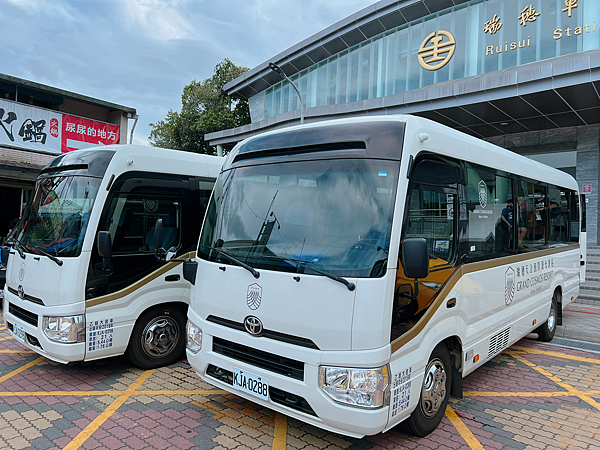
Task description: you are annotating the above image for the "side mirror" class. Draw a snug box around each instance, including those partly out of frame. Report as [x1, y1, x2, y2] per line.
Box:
[183, 259, 198, 285]
[97, 231, 112, 274]
[1, 246, 9, 265]
[401, 238, 429, 279]
[153, 218, 164, 250]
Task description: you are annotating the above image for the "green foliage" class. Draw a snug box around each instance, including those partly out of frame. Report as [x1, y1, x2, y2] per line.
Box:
[149, 58, 250, 155]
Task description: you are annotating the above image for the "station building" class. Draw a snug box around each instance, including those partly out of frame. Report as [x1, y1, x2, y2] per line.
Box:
[206, 0, 600, 243]
[0, 73, 136, 237]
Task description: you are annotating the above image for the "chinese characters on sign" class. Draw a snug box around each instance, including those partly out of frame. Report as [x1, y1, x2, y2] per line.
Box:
[0, 99, 62, 153]
[61, 114, 120, 153]
[519, 5, 540, 26]
[563, 0, 578, 17]
[483, 14, 503, 34]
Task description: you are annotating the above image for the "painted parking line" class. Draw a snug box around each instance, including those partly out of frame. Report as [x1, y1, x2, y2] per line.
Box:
[272, 412, 287, 450]
[0, 349, 35, 353]
[0, 389, 229, 397]
[508, 351, 600, 412]
[511, 345, 600, 364]
[0, 356, 45, 383]
[464, 390, 600, 397]
[63, 369, 155, 450]
[445, 406, 485, 450]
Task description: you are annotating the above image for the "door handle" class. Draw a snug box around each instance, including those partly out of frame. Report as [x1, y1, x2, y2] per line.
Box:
[165, 274, 180, 282]
[446, 298, 457, 308]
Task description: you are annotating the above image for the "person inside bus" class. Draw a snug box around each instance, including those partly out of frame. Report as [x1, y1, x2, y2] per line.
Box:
[500, 199, 513, 250]
[517, 197, 528, 247]
[534, 189, 546, 241]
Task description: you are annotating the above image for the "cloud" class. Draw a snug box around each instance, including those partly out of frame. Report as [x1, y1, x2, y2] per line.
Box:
[0, 0, 376, 146]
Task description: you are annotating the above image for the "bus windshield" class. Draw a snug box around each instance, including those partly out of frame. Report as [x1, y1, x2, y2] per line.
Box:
[199, 159, 399, 278]
[14, 175, 101, 258]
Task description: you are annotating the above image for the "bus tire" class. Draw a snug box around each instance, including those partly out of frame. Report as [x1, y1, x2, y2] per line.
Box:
[126, 305, 186, 369]
[537, 290, 559, 342]
[401, 342, 452, 437]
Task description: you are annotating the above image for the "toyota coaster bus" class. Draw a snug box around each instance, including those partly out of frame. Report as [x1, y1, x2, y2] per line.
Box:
[176, 115, 585, 437]
[2, 145, 222, 369]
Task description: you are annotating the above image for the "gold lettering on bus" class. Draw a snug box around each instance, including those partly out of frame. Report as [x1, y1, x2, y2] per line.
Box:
[562, 0, 578, 17]
[417, 30, 456, 71]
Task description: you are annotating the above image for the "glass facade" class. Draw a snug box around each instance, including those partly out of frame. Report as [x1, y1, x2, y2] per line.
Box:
[257, 0, 599, 121]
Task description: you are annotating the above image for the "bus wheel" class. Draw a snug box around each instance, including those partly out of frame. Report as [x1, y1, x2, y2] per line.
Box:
[401, 343, 452, 437]
[537, 290, 559, 342]
[126, 306, 186, 369]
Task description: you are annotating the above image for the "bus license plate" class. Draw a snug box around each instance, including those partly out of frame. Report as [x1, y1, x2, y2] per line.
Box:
[233, 368, 269, 401]
[13, 322, 26, 343]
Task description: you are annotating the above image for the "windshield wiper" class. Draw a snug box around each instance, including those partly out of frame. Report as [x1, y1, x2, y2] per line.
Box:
[208, 246, 260, 279]
[263, 255, 356, 291]
[31, 244, 63, 266]
[9, 237, 26, 259]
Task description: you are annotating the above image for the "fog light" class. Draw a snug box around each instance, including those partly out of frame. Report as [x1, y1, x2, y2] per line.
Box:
[319, 365, 389, 408]
[186, 320, 202, 353]
[43, 315, 85, 343]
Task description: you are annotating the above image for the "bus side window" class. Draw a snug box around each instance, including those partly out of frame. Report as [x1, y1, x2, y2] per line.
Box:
[569, 191, 580, 243]
[465, 164, 513, 257]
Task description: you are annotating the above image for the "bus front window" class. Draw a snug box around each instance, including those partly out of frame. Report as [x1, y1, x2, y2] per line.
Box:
[14, 175, 101, 258]
[199, 159, 399, 278]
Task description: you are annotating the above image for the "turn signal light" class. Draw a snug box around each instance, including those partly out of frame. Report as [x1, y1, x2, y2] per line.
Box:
[533, 319, 537, 325]
[473, 354, 480, 363]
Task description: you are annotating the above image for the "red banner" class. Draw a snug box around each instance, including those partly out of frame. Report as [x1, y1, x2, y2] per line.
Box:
[61, 115, 120, 153]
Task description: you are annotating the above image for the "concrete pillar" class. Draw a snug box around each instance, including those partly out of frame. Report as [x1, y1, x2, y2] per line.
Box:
[576, 125, 600, 245]
[217, 145, 223, 157]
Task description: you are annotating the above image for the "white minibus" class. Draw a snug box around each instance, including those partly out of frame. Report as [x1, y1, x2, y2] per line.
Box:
[2, 145, 222, 369]
[180, 115, 585, 437]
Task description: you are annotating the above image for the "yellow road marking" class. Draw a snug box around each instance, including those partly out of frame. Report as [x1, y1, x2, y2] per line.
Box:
[465, 390, 600, 397]
[508, 351, 600, 412]
[63, 370, 154, 450]
[445, 406, 485, 450]
[0, 389, 228, 397]
[272, 412, 287, 450]
[0, 350, 35, 353]
[511, 346, 600, 365]
[0, 357, 45, 383]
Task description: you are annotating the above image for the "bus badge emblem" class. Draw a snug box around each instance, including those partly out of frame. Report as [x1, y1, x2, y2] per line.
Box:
[18, 262, 25, 282]
[247, 283, 262, 310]
[478, 180, 488, 208]
[17, 285, 25, 299]
[505, 267, 515, 306]
[244, 316, 263, 335]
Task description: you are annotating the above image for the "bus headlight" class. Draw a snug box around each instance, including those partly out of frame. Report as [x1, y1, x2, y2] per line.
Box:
[43, 315, 85, 343]
[319, 365, 390, 408]
[186, 320, 202, 353]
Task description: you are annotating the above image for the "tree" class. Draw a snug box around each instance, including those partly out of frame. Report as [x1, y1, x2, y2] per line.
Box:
[149, 58, 250, 155]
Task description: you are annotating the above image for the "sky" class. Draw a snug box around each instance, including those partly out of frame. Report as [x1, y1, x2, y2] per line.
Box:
[0, 0, 376, 145]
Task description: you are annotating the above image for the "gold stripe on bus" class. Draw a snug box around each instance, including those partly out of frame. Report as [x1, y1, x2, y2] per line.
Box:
[390, 244, 579, 354]
[85, 251, 195, 308]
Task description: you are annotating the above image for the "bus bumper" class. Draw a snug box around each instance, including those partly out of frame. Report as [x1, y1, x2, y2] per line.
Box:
[186, 312, 391, 438]
[3, 291, 85, 364]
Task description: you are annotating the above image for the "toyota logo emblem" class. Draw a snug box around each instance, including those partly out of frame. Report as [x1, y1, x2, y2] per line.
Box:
[17, 285, 25, 299]
[244, 316, 263, 336]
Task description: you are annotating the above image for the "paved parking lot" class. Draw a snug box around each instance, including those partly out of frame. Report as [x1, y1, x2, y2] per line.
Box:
[1, 314, 599, 450]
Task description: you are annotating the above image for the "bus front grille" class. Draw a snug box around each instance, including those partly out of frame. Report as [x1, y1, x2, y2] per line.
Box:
[7, 286, 45, 306]
[8, 303, 38, 327]
[212, 337, 304, 381]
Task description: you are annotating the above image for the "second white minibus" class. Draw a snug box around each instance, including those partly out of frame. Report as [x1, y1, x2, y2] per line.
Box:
[2, 145, 222, 368]
[179, 115, 584, 437]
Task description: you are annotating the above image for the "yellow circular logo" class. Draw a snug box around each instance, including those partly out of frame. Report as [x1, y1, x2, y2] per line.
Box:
[418, 30, 456, 71]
